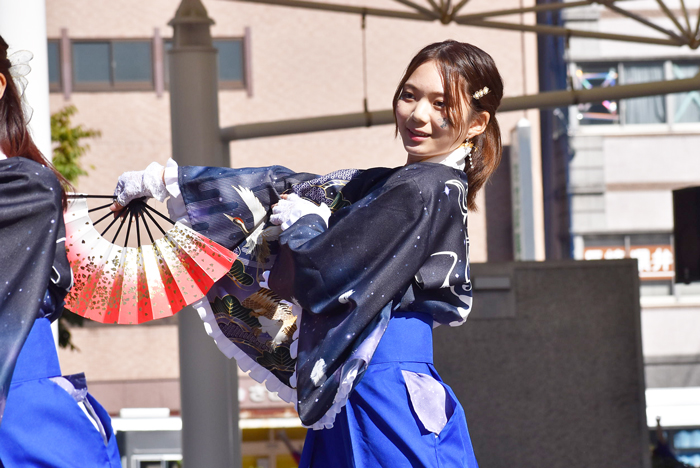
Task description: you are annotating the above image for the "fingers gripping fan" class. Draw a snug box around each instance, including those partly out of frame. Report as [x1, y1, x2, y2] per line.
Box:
[63, 195, 236, 324]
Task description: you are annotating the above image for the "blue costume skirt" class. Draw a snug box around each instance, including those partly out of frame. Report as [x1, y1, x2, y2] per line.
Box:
[0, 318, 121, 467]
[299, 312, 478, 468]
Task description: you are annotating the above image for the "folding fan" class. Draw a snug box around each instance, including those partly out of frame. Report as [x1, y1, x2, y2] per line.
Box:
[63, 194, 236, 324]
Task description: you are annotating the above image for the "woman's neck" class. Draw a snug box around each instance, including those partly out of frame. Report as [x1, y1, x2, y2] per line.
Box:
[405, 145, 467, 171]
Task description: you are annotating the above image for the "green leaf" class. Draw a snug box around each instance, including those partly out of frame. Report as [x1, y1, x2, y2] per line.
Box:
[51, 105, 101, 184]
[52, 105, 98, 349]
[58, 308, 84, 351]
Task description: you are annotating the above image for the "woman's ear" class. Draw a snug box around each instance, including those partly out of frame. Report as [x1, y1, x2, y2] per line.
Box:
[0, 73, 6, 100]
[466, 110, 490, 139]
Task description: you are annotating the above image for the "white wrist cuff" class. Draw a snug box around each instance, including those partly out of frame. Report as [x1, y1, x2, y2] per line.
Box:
[144, 161, 168, 203]
[163, 158, 180, 199]
[316, 203, 332, 226]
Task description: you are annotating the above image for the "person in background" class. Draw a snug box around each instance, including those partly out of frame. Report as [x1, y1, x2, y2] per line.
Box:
[0, 35, 121, 467]
[278, 430, 302, 465]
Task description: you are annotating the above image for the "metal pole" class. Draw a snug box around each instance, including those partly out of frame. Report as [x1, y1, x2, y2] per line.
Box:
[220, 109, 394, 140]
[510, 118, 536, 261]
[455, 18, 684, 46]
[453, 1, 593, 21]
[227, 0, 431, 21]
[168, 1, 241, 467]
[220, 73, 700, 141]
[392, 0, 441, 19]
[498, 73, 700, 111]
[229, 0, 698, 48]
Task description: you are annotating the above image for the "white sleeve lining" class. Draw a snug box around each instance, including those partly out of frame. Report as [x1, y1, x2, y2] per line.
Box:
[163, 158, 191, 227]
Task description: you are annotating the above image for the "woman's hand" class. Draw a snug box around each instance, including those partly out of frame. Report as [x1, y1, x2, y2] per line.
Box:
[270, 193, 331, 231]
[109, 162, 167, 213]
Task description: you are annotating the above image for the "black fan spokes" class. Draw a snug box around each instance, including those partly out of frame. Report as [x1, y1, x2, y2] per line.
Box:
[67, 194, 175, 247]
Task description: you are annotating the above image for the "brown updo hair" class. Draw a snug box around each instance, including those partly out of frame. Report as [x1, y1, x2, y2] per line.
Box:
[393, 40, 503, 211]
[0, 35, 70, 209]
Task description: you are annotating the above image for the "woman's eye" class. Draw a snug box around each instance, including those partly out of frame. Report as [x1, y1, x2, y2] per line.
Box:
[400, 92, 414, 101]
[434, 101, 446, 108]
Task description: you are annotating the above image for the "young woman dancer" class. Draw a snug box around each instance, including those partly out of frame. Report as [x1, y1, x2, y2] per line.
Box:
[112, 40, 503, 467]
[0, 36, 121, 466]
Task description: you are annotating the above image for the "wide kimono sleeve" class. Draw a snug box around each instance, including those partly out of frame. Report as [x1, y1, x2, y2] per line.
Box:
[271, 176, 432, 315]
[177, 164, 319, 251]
[269, 164, 469, 426]
[0, 158, 65, 426]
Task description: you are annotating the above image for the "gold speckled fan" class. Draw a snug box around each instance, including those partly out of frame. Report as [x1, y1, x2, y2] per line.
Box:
[63, 195, 236, 324]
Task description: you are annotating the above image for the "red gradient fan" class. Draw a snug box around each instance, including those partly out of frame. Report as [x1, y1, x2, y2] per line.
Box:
[63, 194, 236, 324]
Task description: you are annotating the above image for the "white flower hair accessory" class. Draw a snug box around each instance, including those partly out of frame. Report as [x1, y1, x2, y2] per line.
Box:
[472, 86, 490, 100]
[7, 50, 34, 122]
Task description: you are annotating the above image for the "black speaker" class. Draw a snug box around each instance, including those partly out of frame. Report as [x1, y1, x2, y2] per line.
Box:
[673, 186, 700, 284]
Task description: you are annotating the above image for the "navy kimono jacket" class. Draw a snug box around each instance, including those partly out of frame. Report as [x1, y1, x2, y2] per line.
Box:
[0, 157, 72, 425]
[177, 162, 473, 427]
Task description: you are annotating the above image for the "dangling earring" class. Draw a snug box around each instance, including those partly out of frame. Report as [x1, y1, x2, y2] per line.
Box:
[464, 140, 474, 169]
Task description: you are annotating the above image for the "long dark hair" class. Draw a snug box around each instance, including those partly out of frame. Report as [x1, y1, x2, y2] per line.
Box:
[0, 35, 70, 209]
[393, 40, 504, 211]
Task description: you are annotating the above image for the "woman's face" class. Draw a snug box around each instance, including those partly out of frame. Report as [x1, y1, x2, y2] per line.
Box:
[0, 73, 6, 100]
[395, 61, 469, 162]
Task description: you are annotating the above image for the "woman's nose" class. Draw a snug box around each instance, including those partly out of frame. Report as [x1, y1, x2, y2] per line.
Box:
[411, 99, 431, 124]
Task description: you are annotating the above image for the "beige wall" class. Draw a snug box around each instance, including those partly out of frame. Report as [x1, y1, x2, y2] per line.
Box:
[57, 322, 180, 413]
[48, 0, 542, 263]
[57, 319, 298, 415]
[58, 324, 179, 380]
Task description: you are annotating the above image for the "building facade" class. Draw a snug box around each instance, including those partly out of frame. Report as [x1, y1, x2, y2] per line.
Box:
[39, 0, 542, 466]
[564, 1, 700, 465]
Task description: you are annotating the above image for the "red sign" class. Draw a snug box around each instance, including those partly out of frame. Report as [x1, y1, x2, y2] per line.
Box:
[238, 373, 294, 410]
[583, 245, 674, 280]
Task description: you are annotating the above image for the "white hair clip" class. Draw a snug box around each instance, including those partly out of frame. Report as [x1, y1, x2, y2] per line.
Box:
[7, 50, 33, 122]
[472, 86, 490, 100]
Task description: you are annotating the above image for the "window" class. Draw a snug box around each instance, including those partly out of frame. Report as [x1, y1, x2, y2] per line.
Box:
[113, 41, 152, 83]
[573, 59, 700, 126]
[73, 42, 110, 86]
[51, 34, 248, 95]
[622, 62, 665, 124]
[666, 429, 700, 466]
[130, 455, 182, 467]
[672, 61, 700, 123]
[163, 38, 245, 89]
[47, 40, 61, 92]
[72, 40, 153, 91]
[213, 39, 245, 88]
[573, 63, 619, 125]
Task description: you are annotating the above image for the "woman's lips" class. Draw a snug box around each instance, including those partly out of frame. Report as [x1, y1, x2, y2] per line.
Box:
[407, 128, 430, 141]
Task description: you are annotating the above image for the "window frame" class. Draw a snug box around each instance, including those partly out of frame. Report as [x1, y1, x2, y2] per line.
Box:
[163, 36, 247, 91]
[570, 61, 621, 126]
[213, 37, 247, 91]
[53, 33, 250, 96]
[619, 60, 667, 126]
[47, 39, 62, 93]
[570, 58, 700, 134]
[670, 59, 700, 124]
[71, 38, 155, 92]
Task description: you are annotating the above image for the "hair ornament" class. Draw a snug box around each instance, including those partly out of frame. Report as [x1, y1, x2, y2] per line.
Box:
[7, 50, 33, 122]
[472, 86, 490, 100]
